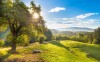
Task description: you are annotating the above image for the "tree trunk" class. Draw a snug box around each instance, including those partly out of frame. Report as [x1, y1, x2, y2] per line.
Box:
[10, 37, 17, 53]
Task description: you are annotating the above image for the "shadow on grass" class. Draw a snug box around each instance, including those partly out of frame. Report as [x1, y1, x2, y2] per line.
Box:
[49, 41, 70, 50]
[49, 41, 100, 61]
[80, 45, 100, 61]
[49, 41, 78, 56]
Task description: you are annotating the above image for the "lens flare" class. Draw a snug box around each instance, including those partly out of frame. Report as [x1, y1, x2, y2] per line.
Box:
[33, 13, 39, 19]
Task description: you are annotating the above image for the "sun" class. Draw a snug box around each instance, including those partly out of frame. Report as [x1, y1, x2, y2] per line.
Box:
[33, 13, 39, 19]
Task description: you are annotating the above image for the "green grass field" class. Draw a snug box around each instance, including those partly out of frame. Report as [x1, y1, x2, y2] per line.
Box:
[0, 40, 100, 62]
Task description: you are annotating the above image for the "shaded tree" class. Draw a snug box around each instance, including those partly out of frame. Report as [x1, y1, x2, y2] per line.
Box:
[44, 29, 52, 41]
[94, 27, 100, 44]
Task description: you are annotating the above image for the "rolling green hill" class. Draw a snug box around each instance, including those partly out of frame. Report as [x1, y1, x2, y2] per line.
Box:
[40, 40, 100, 62]
[0, 40, 100, 62]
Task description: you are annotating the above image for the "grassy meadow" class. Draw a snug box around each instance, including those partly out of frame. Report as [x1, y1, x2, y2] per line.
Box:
[0, 40, 100, 62]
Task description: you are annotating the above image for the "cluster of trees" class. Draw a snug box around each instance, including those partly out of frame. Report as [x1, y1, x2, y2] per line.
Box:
[54, 27, 100, 44]
[53, 33, 94, 43]
[0, 0, 52, 52]
[53, 34, 69, 41]
[94, 27, 100, 44]
[70, 33, 94, 44]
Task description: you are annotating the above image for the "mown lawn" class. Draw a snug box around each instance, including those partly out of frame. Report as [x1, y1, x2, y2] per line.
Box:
[0, 40, 100, 62]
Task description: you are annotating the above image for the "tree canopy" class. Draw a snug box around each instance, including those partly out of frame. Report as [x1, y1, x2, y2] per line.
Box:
[0, 0, 48, 52]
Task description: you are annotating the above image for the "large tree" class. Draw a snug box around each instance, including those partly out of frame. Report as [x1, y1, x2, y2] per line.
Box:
[0, 0, 46, 52]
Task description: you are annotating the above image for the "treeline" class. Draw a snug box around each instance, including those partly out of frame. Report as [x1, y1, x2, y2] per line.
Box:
[0, 28, 52, 46]
[53, 27, 100, 44]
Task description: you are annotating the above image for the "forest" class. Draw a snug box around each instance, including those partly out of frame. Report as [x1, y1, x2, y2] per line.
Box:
[0, 0, 100, 62]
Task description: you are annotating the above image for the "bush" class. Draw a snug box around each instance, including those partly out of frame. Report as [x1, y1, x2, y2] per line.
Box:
[5, 34, 13, 46]
[70, 36, 78, 41]
[29, 34, 39, 43]
[17, 34, 30, 46]
[38, 34, 46, 44]
[53, 35, 69, 41]
[92, 39, 97, 44]
[0, 39, 4, 47]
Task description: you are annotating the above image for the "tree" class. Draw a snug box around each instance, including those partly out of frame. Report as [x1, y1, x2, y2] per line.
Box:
[87, 33, 94, 44]
[0, 0, 4, 17]
[44, 29, 52, 41]
[94, 27, 100, 44]
[5, 0, 31, 52]
[0, 0, 46, 52]
[30, 1, 46, 34]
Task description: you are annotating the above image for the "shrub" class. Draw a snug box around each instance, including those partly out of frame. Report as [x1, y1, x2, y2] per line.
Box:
[0, 39, 4, 47]
[17, 34, 30, 46]
[53, 35, 69, 41]
[5, 34, 13, 46]
[70, 36, 78, 41]
[38, 34, 46, 44]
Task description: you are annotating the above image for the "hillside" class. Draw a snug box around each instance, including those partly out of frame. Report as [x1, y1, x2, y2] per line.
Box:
[50, 29, 92, 36]
[0, 40, 100, 62]
[59, 27, 94, 32]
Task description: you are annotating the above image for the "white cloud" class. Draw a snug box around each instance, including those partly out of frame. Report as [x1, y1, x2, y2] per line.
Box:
[46, 22, 67, 29]
[75, 13, 98, 19]
[62, 13, 98, 20]
[49, 7, 66, 12]
[46, 13, 99, 29]
[57, 13, 98, 28]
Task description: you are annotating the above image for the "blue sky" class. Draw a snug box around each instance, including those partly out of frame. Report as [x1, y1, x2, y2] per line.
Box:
[22, 0, 100, 29]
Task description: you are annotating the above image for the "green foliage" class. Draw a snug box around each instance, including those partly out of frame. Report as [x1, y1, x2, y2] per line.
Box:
[0, 0, 4, 17]
[69, 33, 94, 44]
[44, 29, 52, 41]
[0, 0, 46, 51]
[70, 36, 78, 41]
[40, 40, 100, 62]
[5, 34, 13, 46]
[53, 35, 69, 41]
[94, 27, 100, 44]
[17, 34, 30, 46]
[38, 34, 46, 43]
[0, 39, 4, 47]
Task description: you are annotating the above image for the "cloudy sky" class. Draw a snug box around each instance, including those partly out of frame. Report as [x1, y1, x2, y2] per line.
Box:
[22, 0, 100, 29]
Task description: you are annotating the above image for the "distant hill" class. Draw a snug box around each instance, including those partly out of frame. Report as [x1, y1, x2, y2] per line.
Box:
[58, 27, 94, 32]
[50, 27, 94, 36]
[50, 29, 60, 34]
[50, 29, 77, 36]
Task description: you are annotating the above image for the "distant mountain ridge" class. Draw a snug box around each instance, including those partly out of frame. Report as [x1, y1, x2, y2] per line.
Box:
[50, 27, 95, 36]
[58, 27, 94, 32]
